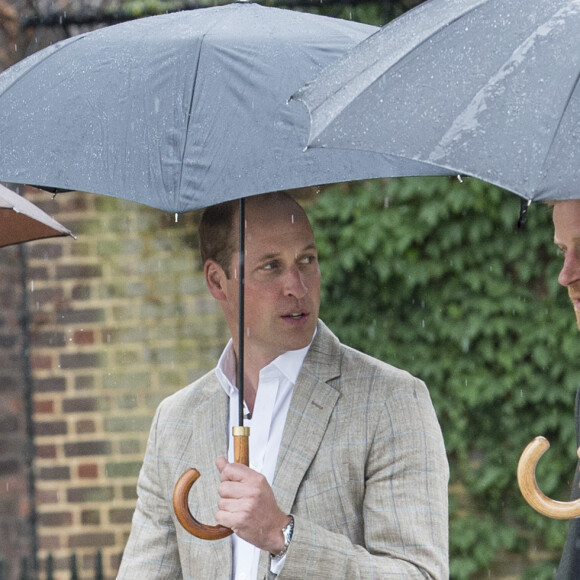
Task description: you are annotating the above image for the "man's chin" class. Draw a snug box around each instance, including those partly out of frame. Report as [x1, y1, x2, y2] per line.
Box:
[286, 327, 317, 351]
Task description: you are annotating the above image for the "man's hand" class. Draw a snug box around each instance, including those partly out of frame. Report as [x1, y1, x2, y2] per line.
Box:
[215, 456, 290, 554]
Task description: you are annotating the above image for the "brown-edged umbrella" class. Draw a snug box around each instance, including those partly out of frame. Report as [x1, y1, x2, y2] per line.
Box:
[0, 184, 74, 247]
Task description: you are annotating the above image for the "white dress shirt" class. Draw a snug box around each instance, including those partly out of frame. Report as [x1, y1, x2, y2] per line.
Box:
[215, 338, 312, 580]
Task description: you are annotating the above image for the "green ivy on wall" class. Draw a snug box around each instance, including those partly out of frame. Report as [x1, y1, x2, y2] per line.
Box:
[307, 177, 580, 579]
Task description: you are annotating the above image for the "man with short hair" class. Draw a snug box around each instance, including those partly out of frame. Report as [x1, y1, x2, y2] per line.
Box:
[553, 199, 580, 579]
[118, 191, 449, 579]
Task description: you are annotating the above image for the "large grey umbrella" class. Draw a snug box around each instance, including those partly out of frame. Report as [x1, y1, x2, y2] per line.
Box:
[0, 2, 455, 541]
[0, 183, 74, 247]
[294, 0, 580, 518]
[0, 2, 450, 214]
[294, 0, 580, 203]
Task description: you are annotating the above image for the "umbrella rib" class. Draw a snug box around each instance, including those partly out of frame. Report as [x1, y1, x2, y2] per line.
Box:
[0, 36, 84, 98]
[177, 10, 229, 208]
[177, 42, 205, 208]
[536, 71, 580, 194]
[296, 0, 488, 143]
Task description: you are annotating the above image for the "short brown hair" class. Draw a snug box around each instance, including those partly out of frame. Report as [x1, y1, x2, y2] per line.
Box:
[198, 199, 239, 278]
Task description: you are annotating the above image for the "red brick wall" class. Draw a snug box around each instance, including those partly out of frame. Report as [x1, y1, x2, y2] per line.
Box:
[18, 188, 226, 579]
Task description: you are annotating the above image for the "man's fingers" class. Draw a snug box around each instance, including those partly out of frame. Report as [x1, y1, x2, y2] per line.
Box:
[217, 496, 251, 513]
[219, 461, 255, 483]
[215, 456, 228, 473]
[216, 456, 250, 481]
[218, 480, 245, 500]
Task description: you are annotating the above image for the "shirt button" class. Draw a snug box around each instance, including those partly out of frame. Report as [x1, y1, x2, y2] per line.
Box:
[237, 573, 247, 580]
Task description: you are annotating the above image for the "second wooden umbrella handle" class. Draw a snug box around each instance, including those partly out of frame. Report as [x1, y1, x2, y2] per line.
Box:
[517, 435, 580, 520]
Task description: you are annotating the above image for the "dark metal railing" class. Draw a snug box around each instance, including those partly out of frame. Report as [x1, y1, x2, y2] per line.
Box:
[0, 552, 104, 580]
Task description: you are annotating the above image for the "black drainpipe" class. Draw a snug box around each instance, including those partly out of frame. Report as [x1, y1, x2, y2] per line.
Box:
[18, 243, 38, 579]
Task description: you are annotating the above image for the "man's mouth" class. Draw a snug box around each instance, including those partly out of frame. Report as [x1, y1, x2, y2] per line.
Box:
[282, 312, 307, 321]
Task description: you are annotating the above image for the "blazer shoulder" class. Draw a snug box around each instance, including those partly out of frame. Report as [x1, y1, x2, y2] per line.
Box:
[341, 342, 417, 377]
[312, 320, 426, 398]
[337, 342, 428, 400]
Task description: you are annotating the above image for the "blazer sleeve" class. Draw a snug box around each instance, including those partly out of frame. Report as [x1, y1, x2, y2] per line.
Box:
[555, 387, 580, 580]
[276, 377, 449, 580]
[116, 404, 183, 580]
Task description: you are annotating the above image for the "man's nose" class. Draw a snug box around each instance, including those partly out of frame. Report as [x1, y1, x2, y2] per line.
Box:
[284, 265, 307, 298]
[558, 252, 580, 287]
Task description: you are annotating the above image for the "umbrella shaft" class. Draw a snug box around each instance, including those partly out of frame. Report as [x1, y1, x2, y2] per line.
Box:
[237, 198, 245, 428]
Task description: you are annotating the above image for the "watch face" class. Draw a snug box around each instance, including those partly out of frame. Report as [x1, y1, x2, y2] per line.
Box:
[282, 516, 294, 545]
[283, 527, 291, 542]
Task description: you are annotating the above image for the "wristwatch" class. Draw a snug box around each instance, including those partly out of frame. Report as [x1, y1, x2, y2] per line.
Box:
[272, 515, 294, 560]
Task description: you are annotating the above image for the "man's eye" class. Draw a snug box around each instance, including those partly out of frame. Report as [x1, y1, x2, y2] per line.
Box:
[262, 261, 278, 270]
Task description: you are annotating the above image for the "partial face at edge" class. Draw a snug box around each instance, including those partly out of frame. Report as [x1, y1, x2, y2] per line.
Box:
[553, 200, 580, 330]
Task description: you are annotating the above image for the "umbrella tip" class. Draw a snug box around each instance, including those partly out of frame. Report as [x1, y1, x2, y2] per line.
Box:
[517, 198, 531, 229]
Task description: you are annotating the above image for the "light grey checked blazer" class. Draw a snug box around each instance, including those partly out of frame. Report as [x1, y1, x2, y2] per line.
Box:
[117, 321, 449, 579]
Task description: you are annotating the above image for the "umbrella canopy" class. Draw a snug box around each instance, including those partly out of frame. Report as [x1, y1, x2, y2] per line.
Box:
[0, 2, 455, 540]
[293, 0, 580, 202]
[0, 2, 450, 214]
[0, 183, 74, 247]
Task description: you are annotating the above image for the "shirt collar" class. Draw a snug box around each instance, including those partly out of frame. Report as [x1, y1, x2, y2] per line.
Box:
[215, 329, 316, 397]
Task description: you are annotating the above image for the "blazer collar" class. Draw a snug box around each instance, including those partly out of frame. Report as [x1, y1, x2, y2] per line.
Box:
[204, 319, 341, 479]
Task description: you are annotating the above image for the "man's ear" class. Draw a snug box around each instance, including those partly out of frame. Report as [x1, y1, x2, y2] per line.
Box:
[205, 260, 228, 301]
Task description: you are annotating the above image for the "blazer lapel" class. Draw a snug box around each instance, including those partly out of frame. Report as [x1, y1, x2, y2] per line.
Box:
[271, 321, 342, 515]
[258, 323, 342, 576]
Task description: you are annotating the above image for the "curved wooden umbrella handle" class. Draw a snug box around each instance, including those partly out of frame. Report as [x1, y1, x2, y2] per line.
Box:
[173, 426, 250, 539]
[517, 436, 580, 520]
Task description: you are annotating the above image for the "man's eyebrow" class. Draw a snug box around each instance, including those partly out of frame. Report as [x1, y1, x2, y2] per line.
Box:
[255, 244, 317, 263]
[257, 252, 279, 262]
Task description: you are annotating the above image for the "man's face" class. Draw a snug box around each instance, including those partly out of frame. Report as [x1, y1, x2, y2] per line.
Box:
[218, 196, 321, 367]
[553, 200, 580, 330]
